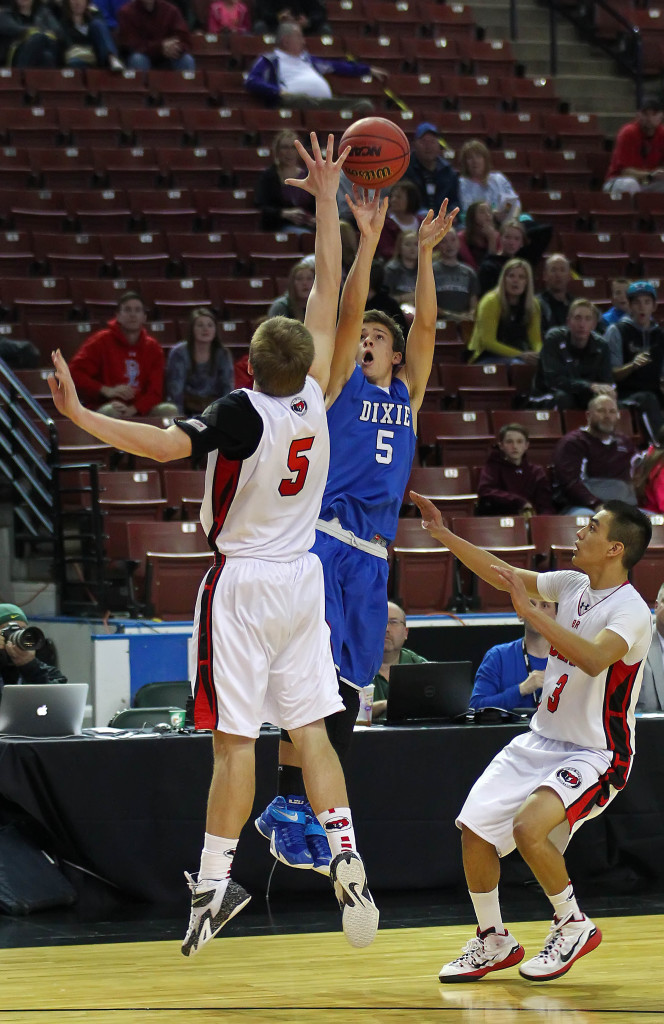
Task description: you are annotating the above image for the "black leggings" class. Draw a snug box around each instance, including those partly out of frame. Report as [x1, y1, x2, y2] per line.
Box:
[281, 681, 361, 765]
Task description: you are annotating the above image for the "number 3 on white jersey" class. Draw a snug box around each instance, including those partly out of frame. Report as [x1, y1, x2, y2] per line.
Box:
[376, 429, 394, 464]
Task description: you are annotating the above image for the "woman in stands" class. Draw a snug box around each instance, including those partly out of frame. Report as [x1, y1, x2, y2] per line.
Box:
[457, 200, 500, 271]
[166, 308, 234, 417]
[377, 179, 423, 260]
[458, 139, 521, 224]
[0, 0, 61, 67]
[267, 260, 314, 321]
[255, 129, 316, 232]
[59, 0, 124, 69]
[467, 257, 542, 365]
[383, 229, 418, 305]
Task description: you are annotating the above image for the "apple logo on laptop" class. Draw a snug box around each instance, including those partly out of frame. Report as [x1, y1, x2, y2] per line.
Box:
[37, 704, 48, 716]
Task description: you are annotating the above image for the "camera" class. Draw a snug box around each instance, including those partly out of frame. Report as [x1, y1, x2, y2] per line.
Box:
[0, 623, 45, 652]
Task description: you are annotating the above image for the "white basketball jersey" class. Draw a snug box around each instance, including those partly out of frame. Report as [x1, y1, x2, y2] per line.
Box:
[200, 376, 329, 561]
[534, 570, 652, 754]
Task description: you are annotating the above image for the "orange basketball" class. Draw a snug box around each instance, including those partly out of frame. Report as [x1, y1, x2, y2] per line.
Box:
[339, 117, 410, 188]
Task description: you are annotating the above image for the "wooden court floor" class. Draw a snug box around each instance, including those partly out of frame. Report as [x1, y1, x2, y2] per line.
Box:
[0, 914, 661, 1024]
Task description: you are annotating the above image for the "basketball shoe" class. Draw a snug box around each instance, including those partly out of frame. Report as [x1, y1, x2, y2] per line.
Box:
[181, 873, 251, 957]
[254, 795, 313, 869]
[304, 809, 332, 875]
[330, 850, 379, 948]
[519, 913, 602, 981]
[439, 927, 525, 982]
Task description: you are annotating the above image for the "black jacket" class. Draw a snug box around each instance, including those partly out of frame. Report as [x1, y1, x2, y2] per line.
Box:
[532, 327, 613, 405]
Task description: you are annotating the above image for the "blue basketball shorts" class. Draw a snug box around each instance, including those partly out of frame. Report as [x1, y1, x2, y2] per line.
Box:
[313, 529, 389, 690]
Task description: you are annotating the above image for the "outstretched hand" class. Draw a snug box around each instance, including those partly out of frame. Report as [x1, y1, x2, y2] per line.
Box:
[284, 132, 350, 201]
[492, 565, 531, 617]
[410, 491, 447, 535]
[345, 184, 389, 240]
[418, 198, 460, 251]
[48, 349, 82, 422]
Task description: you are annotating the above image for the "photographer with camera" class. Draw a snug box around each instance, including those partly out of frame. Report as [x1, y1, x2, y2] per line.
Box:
[0, 604, 66, 691]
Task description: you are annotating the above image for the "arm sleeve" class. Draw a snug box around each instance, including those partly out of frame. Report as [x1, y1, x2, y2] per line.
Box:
[20, 658, 68, 685]
[246, 55, 280, 99]
[69, 334, 106, 405]
[604, 324, 624, 368]
[314, 56, 370, 77]
[175, 389, 263, 460]
[470, 646, 524, 711]
[134, 341, 165, 416]
[552, 435, 601, 509]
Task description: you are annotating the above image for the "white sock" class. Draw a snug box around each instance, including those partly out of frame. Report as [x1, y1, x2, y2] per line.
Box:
[469, 887, 504, 935]
[199, 832, 238, 882]
[317, 807, 356, 857]
[549, 882, 581, 922]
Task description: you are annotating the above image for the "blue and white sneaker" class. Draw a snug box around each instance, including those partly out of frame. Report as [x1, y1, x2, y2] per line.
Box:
[254, 795, 313, 869]
[304, 809, 332, 876]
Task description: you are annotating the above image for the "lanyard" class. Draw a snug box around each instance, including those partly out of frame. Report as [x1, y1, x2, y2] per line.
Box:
[522, 638, 533, 674]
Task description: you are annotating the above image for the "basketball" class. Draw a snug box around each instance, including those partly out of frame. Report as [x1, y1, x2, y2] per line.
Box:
[339, 117, 410, 188]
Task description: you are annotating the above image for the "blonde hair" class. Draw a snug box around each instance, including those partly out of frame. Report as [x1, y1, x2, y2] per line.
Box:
[392, 229, 418, 262]
[286, 260, 315, 320]
[272, 128, 299, 166]
[249, 315, 314, 397]
[497, 258, 536, 323]
[459, 139, 492, 180]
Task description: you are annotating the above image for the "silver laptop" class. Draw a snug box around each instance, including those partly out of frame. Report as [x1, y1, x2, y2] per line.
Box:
[0, 684, 88, 737]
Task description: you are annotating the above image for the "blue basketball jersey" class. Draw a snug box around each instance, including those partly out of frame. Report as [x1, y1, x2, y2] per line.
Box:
[320, 364, 416, 543]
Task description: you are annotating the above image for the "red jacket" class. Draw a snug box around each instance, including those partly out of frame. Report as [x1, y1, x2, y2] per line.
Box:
[477, 446, 555, 515]
[607, 120, 664, 179]
[117, 0, 191, 61]
[69, 319, 165, 415]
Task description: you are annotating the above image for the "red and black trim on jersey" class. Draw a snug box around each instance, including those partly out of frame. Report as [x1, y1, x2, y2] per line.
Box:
[208, 452, 242, 549]
[193, 553, 225, 730]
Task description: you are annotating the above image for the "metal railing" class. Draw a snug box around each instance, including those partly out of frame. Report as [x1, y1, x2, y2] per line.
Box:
[508, 0, 643, 107]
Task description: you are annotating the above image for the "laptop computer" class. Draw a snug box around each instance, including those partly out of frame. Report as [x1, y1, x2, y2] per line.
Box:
[385, 661, 473, 725]
[0, 684, 88, 737]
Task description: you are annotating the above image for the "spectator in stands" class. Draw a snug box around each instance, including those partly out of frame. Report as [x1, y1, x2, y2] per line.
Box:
[0, 337, 39, 369]
[365, 259, 408, 335]
[633, 426, 664, 514]
[467, 258, 542, 365]
[207, 0, 251, 33]
[458, 139, 521, 224]
[0, 603, 67, 691]
[537, 253, 573, 333]
[245, 21, 383, 111]
[384, 229, 418, 305]
[552, 393, 637, 514]
[377, 180, 423, 260]
[0, 0, 61, 68]
[117, 0, 194, 71]
[605, 280, 664, 443]
[233, 352, 251, 389]
[433, 225, 478, 322]
[477, 218, 529, 296]
[93, 0, 128, 31]
[470, 598, 556, 712]
[530, 298, 614, 410]
[477, 422, 554, 518]
[254, 129, 316, 232]
[252, 0, 330, 35]
[456, 200, 499, 271]
[599, 277, 631, 333]
[59, 0, 124, 69]
[69, 292, 178, 420]
[637, 581, 664, 712]
[604, 95, 664, 195]
[267, 261, 314, 320]
[166, 308, 234, 417]
[370, 601, 427, 721]
[403, 123, 460, 217]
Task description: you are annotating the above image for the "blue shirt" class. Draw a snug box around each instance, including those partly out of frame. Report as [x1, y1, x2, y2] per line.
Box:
[320, 364, 416, 543]
[470, 637, 547, 711]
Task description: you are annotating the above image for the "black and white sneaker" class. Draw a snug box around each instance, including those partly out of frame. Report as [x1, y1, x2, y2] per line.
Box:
[330, 851, 379, 948]
[181, 872, 251, 957]
[519, 913, 602, 981]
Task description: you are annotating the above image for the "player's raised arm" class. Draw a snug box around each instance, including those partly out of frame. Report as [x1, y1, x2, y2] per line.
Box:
[282, 133, 348, 394]
[327, 186, 389, 403]
[48, 349, 192, 463]
[411, 490, 541, 598]
[398, 201, 459, 423]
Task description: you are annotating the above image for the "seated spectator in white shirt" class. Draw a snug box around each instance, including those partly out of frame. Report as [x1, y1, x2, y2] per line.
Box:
[245, 20, 384, 111]
[458, 139, 521, 224]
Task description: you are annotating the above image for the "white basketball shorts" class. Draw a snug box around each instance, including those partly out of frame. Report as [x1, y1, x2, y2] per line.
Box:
[189, 551, 343, 738]
[457, 731, 623, 857]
